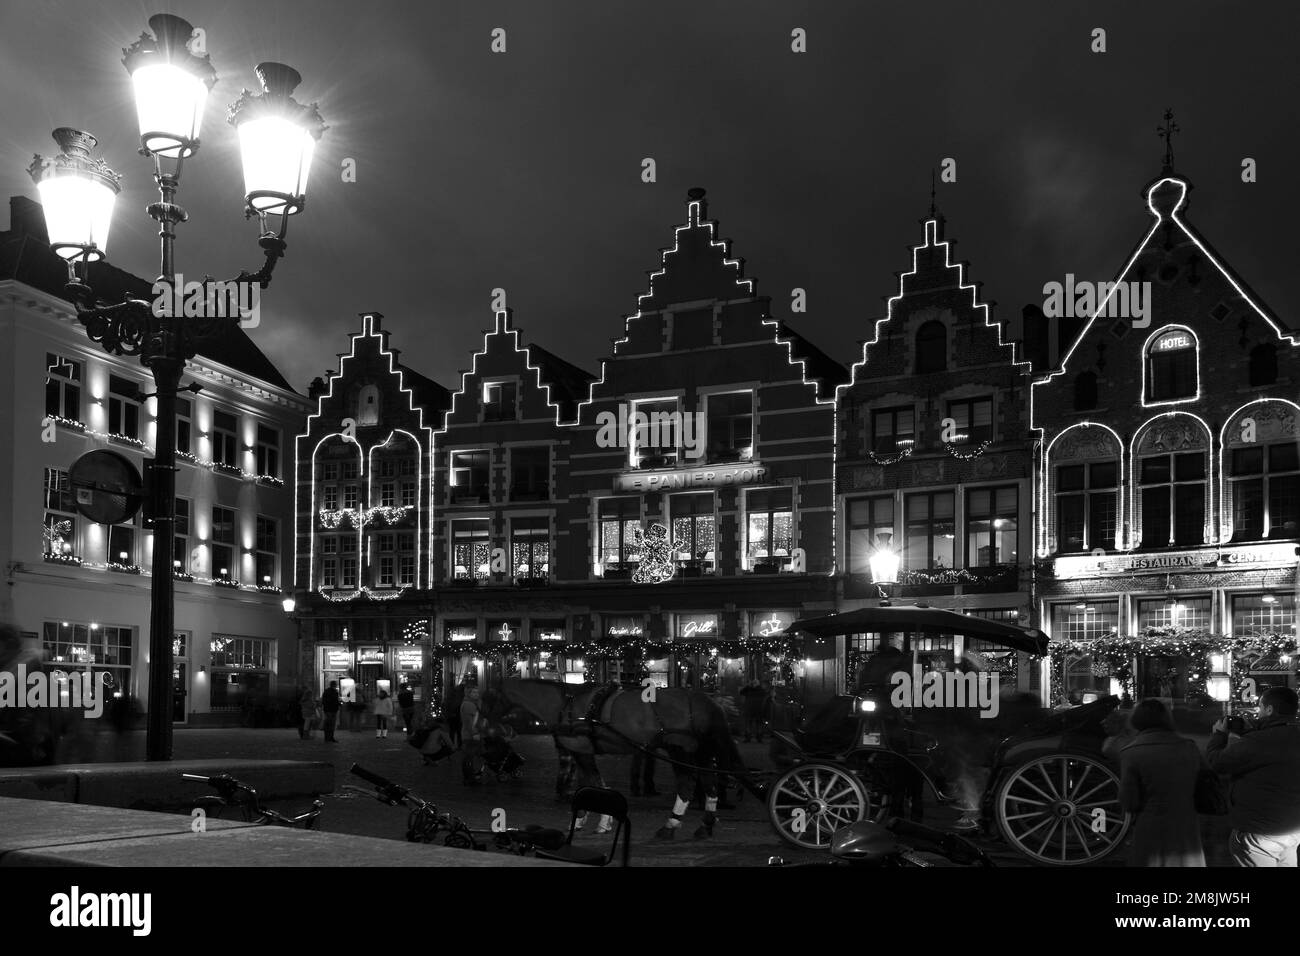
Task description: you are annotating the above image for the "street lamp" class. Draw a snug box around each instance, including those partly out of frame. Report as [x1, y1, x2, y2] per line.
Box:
[282, 595, 297, 614]
[868, 537, 900, 604]
[26, 13, 325, 761]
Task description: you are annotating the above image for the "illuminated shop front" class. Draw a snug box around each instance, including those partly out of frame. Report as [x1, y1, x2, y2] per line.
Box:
[310, 617, 432, 705]
[1044, 544, 1299, 708]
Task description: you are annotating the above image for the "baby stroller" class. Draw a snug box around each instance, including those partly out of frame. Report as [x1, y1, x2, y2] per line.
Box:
[481, 725, 525, 781]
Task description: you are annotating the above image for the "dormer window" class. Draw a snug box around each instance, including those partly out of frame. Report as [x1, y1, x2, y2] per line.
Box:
[1145, 328, 1198, 404]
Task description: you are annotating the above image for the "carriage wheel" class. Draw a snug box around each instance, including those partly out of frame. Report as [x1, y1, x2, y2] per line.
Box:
[768, 762, 870, 850]
[994, 753, 1129, 866]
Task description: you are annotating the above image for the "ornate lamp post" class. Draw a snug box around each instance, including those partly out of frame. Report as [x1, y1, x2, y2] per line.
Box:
[26, 13, 325, 760]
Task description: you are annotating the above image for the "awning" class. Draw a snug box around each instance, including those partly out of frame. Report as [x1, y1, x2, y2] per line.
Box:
[786, 605, 1048, 656]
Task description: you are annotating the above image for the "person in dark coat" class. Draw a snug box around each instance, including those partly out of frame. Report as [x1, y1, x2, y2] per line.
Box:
[320, 681, 341, 743]
[397, 685, 416, 735]
[1118, 698, 1206, 867]
[1207, 686, 1300, 866]
[445, 681, 467, 749]
[740, 680, 766, 742]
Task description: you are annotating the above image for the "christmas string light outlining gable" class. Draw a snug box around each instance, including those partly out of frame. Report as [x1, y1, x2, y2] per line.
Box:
[572, 189, 838, 575]
[297, 312, 433, 594]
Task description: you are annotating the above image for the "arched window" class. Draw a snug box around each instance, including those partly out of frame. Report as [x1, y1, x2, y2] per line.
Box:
[1249, 344, 1278, 387]
[1073, 372, 1098, 411]
[915, 321, 947, 373]
[1145, 327, 1198, 403]
[357, 384, 380, 425]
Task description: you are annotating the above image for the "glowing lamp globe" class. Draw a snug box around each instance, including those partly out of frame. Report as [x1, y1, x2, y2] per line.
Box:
[868, 544, 900, 586]
[228, 62, 326, 216]
[122, 14, 217, 158]
[282, 596, 296, 614]
[27, 129, 122, 261]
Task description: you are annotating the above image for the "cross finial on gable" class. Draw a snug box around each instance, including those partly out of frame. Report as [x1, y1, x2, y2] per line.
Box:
[1157, 108, 1180, 174]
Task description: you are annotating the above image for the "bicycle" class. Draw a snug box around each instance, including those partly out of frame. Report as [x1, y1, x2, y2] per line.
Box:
[182, 772, 324, 829]
[347, 763, 566, 856]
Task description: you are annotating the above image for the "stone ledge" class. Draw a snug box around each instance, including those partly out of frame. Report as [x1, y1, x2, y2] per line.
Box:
[0, 759, 334, 813]
[0, 797, 570, 867]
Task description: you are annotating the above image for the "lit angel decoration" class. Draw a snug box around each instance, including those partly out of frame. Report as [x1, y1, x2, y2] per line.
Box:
[632, 522, 677, 584]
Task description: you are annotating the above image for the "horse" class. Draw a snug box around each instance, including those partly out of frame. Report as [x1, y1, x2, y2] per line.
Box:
[486, 678, 747, 839]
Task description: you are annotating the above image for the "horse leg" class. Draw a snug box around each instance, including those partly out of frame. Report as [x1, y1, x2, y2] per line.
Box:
[654, 752, 696, 840]
[693, 758, 718, 840]
[572, 753, 613, 833]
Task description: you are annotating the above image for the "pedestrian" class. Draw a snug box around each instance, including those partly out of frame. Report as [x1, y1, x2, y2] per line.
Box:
[298, 686, 317, 740]
[1207, 686, 1300, 866]
[740, 679, 765, 743]
[321, 681, 341, 742]
[460, 686, 485, 785]
[397, 684, 416, 735]
[1117, 698, 1206, 867]
[373, 689, 394, 739]
[419, 717, 456, 766]
[446, 680, 467, 749]
[287, 688, 303, 739]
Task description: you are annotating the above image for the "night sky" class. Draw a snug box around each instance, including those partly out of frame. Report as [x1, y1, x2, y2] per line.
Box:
[2, 0, 1296, 394]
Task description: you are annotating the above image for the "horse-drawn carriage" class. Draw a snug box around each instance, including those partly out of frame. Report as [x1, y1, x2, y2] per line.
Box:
[766, 605, 1132, 866]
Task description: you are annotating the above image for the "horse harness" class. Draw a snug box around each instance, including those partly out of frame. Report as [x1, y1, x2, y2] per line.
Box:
[552, 681, 695, 755]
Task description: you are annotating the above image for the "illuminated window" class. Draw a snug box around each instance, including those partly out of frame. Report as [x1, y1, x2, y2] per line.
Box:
[340, 556, 358, 588]
[904, 491, 954, 570]
[212, 411, 239, 467]
[343, 484, 359, 510]
[1232, 593, 1295, 639]
[107, 523, 135, 567]
[174, 498, 190, 573]
[451, 519, 491, 581]
[511, 517, 549, 580]
[631, 398, 680, 467]
[846, 496, 894, 576]
[42, 468, 78, 558]
[706, 392, 754, 462]
[598, 498, 641, 571]
[1231, 444, 1300, 541]
[1146, 329, 1198, 403]
[946, 397, 993, 445]
[746, 488, 794, 569]
[255, 424, 280, 478]
[45, 353, 81, 421]
[671, 493, 716, 572]
[1052, 601, 1119, 698]
[1056, 462, 1117, 553]
[966, 486, 1017, 566]
[175, 398, 192, 455]
[211, 507, 235, 581]
[1137, 596, 1211, 632]
[450, 450, 490, 501]
[871, 406, 915, 455]
[108, 374, 141, 440]
[1140, 452, 1205, 547]
[255, 515, 277, 587]
[916, 320, 947, 373]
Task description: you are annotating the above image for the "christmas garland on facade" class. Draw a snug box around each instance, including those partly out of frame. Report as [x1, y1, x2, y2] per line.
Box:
[943, 440, 992, 461]
[866, 446, 913, 466]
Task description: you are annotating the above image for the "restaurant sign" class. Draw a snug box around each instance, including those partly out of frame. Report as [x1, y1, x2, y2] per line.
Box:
[750, 611, 795, 638]
[676, 613, 718, 639]
[1054, 543, 1298, 580]
[615, 464, 768, 493]
[396, 648, 423, 670]
[325, 650, 352, 669]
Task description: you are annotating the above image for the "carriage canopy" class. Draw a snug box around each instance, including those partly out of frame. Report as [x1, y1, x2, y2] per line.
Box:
[785, 604, 1048, 656]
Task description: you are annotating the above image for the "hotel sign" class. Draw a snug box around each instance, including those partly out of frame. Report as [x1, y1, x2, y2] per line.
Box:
[1054, 543, 1298, 579]
[615, 464, 768, 493]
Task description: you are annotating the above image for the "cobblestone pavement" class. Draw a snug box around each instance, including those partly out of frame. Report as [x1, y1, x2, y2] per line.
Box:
[162, 725, 1049, 867]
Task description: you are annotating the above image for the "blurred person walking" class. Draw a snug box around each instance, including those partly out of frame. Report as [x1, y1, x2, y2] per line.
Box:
[373, 689, 393, 739]
[321, 681, 341, 742]
[1117, 699, 1206, 867]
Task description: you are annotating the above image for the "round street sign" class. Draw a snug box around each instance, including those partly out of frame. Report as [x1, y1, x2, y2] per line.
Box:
[68, 450, 147, 525]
